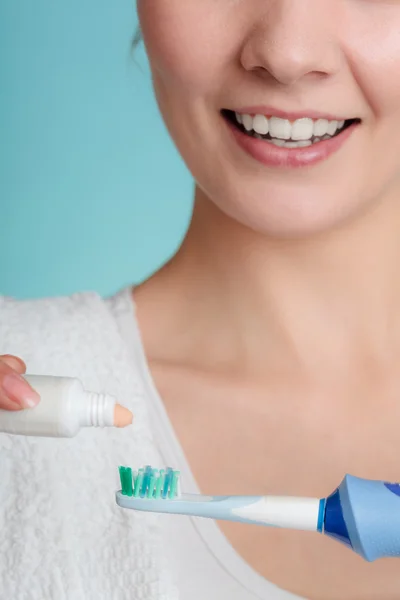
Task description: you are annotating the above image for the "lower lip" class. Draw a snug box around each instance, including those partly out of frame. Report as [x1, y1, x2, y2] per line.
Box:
[224, 116, 358, 168]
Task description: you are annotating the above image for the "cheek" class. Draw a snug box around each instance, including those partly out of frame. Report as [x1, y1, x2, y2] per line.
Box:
[137, 0, 237, 94]
[345, 8, 400, 120]
[344, 8, 400, 186]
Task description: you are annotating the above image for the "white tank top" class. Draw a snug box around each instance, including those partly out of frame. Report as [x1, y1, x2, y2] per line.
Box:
[114, 289, 305, 600]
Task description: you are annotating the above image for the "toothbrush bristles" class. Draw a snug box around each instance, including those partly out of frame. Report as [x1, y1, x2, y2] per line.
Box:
[118, 466, 133, 496]
[119, 465, 181, 500]
[134, 468, 144, 497]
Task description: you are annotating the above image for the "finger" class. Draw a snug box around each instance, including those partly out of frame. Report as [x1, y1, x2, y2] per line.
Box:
[0, 355, 27, 374]
[0, 362, 40, 410]
[0, 387, 24, 411]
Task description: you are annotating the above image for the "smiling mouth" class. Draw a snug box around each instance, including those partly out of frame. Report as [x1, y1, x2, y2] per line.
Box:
[221, 109, 361, 148]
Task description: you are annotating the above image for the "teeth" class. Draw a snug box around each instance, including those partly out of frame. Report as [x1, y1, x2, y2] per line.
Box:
[269, 116, 291, 140]
[253, 114, 269, 135]
[291, 118, 314, 141]
[242, 114, 253, 131]
[270, 139, 286, 147]
[327, 120, 338, 136]
[313, 119, 329, 137]
[271, 139, 312, 148]
[235, 112, 344, 141]
[285, 140, 312, 148]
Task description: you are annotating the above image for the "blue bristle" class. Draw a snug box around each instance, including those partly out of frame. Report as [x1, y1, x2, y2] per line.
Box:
[163, 467, 173, 499]
[148, 469, 158, 498]
[141, 465, 152, 497]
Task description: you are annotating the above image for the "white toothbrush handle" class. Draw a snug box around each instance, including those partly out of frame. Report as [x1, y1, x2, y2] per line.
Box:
[116, 492, 323, 531]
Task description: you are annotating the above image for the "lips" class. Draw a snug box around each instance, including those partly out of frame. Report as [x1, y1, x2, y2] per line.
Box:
[221, 109, 361, 168]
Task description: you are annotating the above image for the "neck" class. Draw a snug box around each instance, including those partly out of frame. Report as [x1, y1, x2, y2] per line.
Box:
[145, 185, 400, 378]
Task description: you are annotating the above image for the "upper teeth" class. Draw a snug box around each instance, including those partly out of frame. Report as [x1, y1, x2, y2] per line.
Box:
[236, 113, 345, 141]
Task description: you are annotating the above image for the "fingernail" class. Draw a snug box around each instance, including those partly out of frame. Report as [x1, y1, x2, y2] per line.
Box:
[2, 374, 40, 408]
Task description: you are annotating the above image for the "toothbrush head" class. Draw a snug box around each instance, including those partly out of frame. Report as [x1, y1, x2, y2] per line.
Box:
[118, 465, 181, 500]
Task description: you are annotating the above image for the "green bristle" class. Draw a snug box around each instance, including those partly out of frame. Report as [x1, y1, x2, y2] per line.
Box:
[118, 466, 125, 494]
[133, 468, 144, 497]
[119, 466, 133, 496]
[169, 470, 180, 499]
[119, 466, 126, 495]
[154, 469, 165, 499]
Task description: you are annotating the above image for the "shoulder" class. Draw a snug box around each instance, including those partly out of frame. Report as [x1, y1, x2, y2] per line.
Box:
[0, 291, 106, 344]
[0, 290, 103, 324]
[0, 289, 134, 375]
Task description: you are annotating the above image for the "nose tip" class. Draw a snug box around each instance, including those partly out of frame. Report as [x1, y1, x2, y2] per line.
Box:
[249, 53, 328, 88]
[240, 2, 341, 87]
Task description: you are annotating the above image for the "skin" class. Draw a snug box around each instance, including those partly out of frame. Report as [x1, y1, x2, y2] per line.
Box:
[3, 0, 400, 597]
[134, 0, 400, 598]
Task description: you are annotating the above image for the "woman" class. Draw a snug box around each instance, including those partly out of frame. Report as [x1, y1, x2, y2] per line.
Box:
[1, 1, 400, 598]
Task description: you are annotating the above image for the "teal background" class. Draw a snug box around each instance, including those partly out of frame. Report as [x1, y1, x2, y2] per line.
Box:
[0, 0, 193, 299]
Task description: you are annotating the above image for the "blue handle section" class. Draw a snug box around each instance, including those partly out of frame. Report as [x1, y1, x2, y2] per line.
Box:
[327, 475, 400, 561]
[323, 488, 353, 550]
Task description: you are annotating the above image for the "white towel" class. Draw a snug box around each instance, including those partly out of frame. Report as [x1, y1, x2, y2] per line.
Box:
[0, 290, 178, 600]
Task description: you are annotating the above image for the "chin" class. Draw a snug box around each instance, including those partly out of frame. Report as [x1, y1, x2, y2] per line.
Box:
[212, 183, 371, 239]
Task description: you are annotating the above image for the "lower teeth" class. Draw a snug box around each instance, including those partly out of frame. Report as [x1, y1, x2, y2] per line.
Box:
[253, 133, 332, 147]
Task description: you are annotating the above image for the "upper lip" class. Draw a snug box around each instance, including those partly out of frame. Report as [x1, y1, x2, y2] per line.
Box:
[229, 106, 356, 122]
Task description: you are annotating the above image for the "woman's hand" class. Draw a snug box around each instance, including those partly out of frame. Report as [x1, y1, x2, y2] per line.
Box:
[0, 355, 40, 410]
